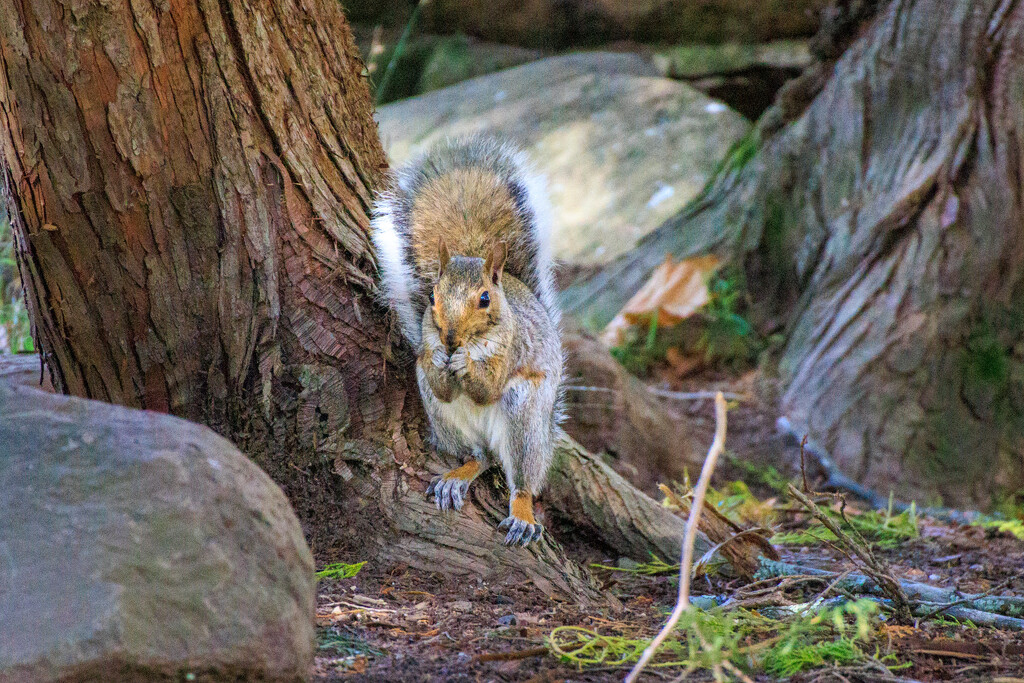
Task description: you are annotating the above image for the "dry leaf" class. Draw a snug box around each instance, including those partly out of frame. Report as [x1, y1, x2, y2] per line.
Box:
[602, 254, 719, 346]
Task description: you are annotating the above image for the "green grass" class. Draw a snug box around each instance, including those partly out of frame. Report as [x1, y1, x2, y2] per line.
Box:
[547, 599, 885, 677]
[318, 629, 382, 658]
[316, 561, 366, 580]
[972, 517, 1024, 540]
[772, 503, 919, 550]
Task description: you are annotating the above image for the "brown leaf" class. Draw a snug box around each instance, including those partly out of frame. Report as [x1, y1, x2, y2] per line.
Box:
[602, 254, 719, 346]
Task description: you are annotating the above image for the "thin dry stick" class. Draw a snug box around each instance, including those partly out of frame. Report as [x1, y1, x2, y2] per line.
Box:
[625, 392, 728, 683]
[787, 484, 912, 621]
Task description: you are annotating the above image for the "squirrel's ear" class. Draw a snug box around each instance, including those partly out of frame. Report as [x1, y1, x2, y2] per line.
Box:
[437, 239, 450, 277]
[483, 242, 508, 285]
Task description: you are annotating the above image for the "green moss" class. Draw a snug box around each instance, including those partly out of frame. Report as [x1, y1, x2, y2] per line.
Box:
[771, 502, 919, 550]
[763, 638, 864, 677]
[655, 43, 762, 78]
[547, 598, 883, 677]
[316, 561, 366, 580]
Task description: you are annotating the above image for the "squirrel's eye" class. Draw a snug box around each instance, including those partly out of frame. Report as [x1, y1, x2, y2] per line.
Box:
[429, 290, 435, 305]
[479, 291, 490, 308]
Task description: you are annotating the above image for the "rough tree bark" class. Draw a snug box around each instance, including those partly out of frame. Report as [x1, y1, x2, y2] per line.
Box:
[0, 0, 695, 600]
[564, 0, 1024, 507]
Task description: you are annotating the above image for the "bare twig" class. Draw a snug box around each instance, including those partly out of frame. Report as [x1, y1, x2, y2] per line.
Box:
[473, 647, 549, 663]
[625, 392, 728, 683]
[787, 483, 912, 621]
[562, 384, 745, 401]
[799, 434, 809, 492]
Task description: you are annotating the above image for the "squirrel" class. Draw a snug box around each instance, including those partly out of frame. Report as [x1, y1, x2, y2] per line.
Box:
[371, 135, 564, 547]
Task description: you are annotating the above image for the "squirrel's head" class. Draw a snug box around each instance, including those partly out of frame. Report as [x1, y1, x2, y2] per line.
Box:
[429, 240, 507, 353]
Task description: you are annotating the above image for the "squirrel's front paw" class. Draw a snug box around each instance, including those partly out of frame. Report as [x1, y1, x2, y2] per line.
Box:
[425, 460, 482, 511]
[499, 491, 543, 546]
[431, 346, 450, 370]
[448, 348, 469, 378]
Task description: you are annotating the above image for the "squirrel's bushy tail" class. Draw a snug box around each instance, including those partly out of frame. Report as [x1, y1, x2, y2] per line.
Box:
[371, 135, 558, 349]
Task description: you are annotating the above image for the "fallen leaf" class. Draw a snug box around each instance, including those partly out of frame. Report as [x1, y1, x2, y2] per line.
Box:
[602, 254, 719, 346]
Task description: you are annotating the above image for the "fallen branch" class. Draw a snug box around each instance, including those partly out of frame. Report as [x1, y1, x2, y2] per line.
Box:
[625, 392, 728, 683]
[753, 558, 1024, 624]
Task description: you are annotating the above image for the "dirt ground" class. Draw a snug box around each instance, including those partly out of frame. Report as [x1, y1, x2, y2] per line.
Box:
[313, 371, 1024, 682]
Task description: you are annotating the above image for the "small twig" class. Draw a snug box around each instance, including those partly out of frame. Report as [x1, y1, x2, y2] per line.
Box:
[562, 384, 745, 401]
[787, 484, 912, 621]
[473, 646, 549, 663]
[625, 392, 728, 683]
[809, 569, 854, 604]
[799, 434, 809, 492]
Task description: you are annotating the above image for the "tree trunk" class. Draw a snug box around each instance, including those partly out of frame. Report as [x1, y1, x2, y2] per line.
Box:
[0, 0, 692, 600]
[564, 0, 1024, 507]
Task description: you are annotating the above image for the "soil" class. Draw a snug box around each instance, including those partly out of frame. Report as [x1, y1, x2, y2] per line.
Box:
[314, 369, 1024, 682]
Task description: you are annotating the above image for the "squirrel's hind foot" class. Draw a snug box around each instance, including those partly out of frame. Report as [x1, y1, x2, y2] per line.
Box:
[426, 460, 482, 511]
[499, 491, 543, 546]
[498, 515, 543, 546]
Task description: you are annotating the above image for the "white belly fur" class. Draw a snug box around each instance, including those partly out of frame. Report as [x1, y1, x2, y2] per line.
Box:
[439, 394, 508, 455]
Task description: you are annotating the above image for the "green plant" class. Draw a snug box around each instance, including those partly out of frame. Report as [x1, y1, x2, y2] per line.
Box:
[0, 214, 33, 353]
[772, 502, 919, 550]
[726, 453, 790, 493]
[972, 517, 1024, 540]
[610, 314, 668, 376]
[762, 637, 863, 677]
[697, 269, 762, 368]
[316, 561, 366, 580]
[374, 0, 429, 103]
[547, 598, 883, 678]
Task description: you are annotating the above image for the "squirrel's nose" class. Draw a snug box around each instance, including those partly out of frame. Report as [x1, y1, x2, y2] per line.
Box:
[445, 330, 457, 353]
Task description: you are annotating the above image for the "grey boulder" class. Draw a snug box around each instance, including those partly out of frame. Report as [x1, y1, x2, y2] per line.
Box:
[376, 53, 750, 265]
[0, 383, 315, 682]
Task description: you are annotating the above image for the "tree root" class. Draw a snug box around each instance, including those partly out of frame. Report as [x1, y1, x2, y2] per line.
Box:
[777, 418, 983, 524]
[545, 434, 702, 563]
[375, 430, 705, 606]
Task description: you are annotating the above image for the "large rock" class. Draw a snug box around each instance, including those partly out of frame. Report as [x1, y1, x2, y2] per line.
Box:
[652, 40, 812, 79]
[0, 383, 315, 682]
[376, 53, 750, 265]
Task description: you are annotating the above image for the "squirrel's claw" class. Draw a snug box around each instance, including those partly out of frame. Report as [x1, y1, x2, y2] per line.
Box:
[426, 475, 469, 512]
[498, 516, 543, 546]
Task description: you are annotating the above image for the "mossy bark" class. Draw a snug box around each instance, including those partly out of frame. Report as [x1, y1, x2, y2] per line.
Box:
[564, 0, 1024, 507]
[0, 0, 697, 601]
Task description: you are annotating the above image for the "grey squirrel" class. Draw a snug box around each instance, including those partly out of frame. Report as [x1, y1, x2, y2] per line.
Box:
[371, 136, 564, 546]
